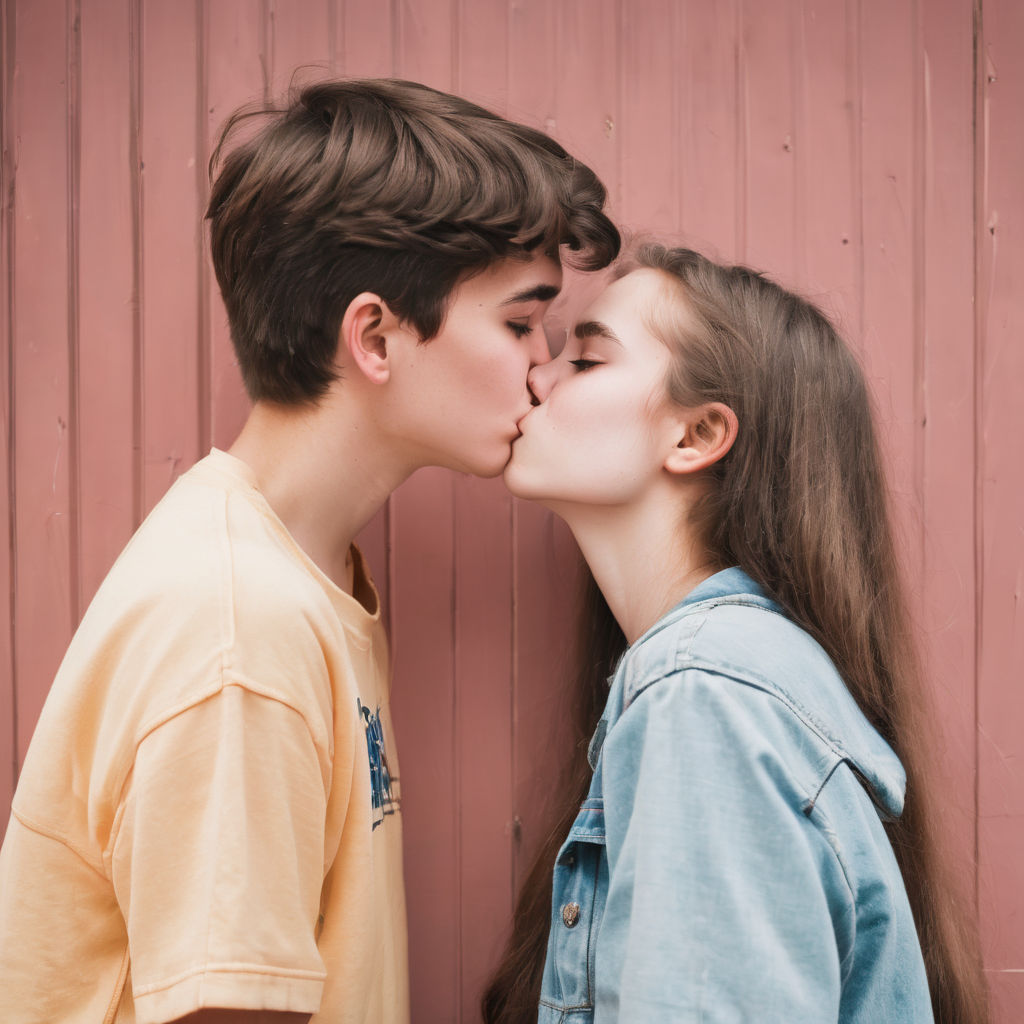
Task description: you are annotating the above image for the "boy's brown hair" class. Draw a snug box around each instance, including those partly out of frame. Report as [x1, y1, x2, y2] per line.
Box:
[207, 78, 620, 404]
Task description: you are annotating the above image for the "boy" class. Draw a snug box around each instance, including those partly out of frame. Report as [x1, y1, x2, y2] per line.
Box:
[0, 79, 619, 1024]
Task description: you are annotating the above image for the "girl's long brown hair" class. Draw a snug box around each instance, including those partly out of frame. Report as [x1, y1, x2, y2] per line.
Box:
[482, 246, 988, 1023]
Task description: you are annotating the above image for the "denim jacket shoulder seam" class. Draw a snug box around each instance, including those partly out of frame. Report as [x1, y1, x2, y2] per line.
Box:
[632, 593, 786, 650]
[619, 665, 850, 814]
[625, 659, 846, 765]
[680, 600, 713, 660]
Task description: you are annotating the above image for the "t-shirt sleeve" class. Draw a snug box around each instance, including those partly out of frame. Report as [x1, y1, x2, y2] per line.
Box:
[594, 669, 853, 1023]
[109, 683, 330, 1024]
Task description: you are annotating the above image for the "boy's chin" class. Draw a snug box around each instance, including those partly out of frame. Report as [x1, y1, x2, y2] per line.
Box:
[428, 441, 511, 479]
[475, 448, 514, 479]
[456, 448, 510, 480]
[501, 458, 534, 498]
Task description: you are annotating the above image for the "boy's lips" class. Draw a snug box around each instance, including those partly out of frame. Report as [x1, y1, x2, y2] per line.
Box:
[515, 407, 535, 432]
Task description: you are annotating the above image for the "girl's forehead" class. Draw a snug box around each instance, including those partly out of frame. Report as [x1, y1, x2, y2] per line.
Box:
[583, 268, 671, 325]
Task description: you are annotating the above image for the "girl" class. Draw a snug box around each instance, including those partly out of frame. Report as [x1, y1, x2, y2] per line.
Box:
[484, 247, 987, 1022]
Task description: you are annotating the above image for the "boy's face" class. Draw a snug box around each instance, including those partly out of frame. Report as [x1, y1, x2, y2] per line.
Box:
[384, 252, 563, 477]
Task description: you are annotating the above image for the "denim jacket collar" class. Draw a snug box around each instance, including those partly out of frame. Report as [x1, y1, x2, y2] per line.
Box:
[591, 567, 906, 820]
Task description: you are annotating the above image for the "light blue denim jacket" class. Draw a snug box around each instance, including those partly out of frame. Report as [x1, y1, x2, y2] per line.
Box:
[539, 568, 933, 1023]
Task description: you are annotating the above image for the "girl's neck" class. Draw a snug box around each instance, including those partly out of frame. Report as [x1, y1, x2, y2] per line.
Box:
[555, 485, 718, 645]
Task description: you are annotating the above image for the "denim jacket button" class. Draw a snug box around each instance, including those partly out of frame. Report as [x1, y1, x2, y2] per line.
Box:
[561, 902, 581, 928]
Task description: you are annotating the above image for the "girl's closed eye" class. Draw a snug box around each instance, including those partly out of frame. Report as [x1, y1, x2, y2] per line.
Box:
[569, 358, 600, 372]
[507, 321, 534, 339]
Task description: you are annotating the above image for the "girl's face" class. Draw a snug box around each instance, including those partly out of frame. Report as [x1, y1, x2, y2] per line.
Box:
[504, 269, 686, 509]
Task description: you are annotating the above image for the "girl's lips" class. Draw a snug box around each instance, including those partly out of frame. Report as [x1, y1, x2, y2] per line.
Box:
[515, 407, 535, 432]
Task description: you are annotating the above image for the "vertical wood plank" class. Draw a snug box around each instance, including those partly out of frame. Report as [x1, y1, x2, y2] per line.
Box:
[510, 502, 580, 885]
[506, 0, 555, 131]
[797, 0, 860, 332]
[740, 0, 799, 279]
[453, 475, 514, 1021]
[77, 0, 137, 605]
[916, 0, 979, 919]
[268, 0, 331, 95]
[389, 467, 458, 1023]
[857, 0, 921, 581]
[679, 0, 741, 260]
[976, 0, 1024, 1009]
[203, 0, 262, 451]
[550, 0, 619, 214]
[140, 0, 202, 513]
[0, 0, 16, 809]
[454, 0, 507, 113]
[396, 0, 454, 92]
[617, 0, 680, 236]
[991, 974, 1024, 1024]
[338, 0, 395, 78]
[11, 0, 75, 764]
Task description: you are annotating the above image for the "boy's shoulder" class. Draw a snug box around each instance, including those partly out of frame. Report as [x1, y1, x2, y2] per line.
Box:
[102, 450, 331, 621]
[62, 451, 365, 726]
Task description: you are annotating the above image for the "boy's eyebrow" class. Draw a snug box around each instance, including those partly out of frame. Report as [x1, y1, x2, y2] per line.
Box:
[574, 320, 622, 345]
[502, 283, 561, 305]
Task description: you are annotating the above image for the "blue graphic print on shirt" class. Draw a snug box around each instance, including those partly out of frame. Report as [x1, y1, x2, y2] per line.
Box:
[358, 698, 397, 829]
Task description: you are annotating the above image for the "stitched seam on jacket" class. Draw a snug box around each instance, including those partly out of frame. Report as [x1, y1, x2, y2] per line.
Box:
[803, 783, 859, 979]
[625, 663, 845, 767]
[622, 598, 848, 760]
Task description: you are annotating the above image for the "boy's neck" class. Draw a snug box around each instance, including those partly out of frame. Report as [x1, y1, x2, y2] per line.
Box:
[228, 393, 414, 594]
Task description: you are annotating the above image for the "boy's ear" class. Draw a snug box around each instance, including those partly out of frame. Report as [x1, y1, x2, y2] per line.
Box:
[663, 402, 738, 475]
[340, 292, 404, 385]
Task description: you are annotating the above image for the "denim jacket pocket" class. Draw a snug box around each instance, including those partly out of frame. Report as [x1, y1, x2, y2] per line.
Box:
[539, 799, 608, 1021]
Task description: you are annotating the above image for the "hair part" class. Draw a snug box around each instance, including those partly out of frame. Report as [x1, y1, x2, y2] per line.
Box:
[206, 78, 620, 404]
[483, 245, 988, 1023]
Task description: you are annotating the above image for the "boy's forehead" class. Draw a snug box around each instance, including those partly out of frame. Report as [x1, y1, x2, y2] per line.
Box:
[461, 252, 563, 304]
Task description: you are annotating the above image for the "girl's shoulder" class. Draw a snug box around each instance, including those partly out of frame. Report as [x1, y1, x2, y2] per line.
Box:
[612, 588, 905, 822]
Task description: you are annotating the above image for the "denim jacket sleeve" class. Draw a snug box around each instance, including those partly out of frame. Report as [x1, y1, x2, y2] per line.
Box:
[594, 667, 854, 1023]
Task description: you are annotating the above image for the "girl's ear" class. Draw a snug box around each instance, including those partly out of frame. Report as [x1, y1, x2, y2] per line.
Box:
[339, 292, 404, 385]
[663, 402, 738, 475]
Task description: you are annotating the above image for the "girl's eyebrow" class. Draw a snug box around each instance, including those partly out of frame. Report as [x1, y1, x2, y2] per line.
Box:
[502, 283, 561, 305]
[574, 320, 622, 345]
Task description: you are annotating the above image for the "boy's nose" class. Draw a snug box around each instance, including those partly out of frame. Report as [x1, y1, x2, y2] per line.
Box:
[527, 358, 561, 405]
[527, 326, 553, 367]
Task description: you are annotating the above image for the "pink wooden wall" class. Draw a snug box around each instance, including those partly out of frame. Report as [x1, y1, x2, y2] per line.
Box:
[1, 1, 1021, 1020]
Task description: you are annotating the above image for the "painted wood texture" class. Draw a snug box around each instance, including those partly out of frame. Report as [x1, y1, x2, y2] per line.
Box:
[1, 1, 1020, 1020]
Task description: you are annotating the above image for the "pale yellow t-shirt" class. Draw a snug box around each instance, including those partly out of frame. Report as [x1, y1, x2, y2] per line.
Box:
[0, 449, 408, 1024]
